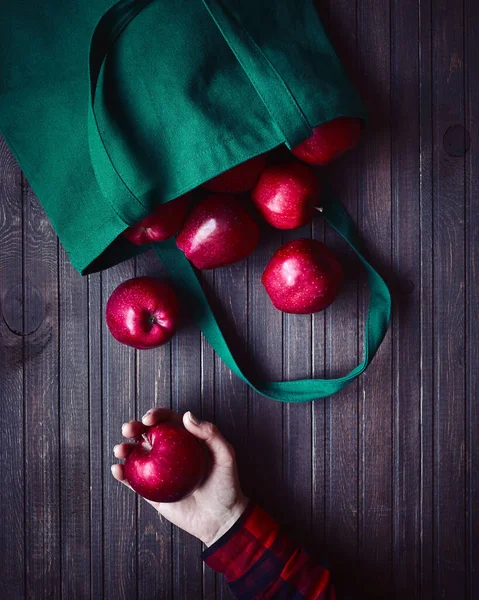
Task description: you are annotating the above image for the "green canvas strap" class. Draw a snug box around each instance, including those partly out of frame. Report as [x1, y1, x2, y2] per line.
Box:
[88, 0, 392, 401]
[152, 192, 391, 402]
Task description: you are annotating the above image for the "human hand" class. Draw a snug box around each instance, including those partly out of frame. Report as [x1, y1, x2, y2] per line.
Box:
[111, 408, 249, 546]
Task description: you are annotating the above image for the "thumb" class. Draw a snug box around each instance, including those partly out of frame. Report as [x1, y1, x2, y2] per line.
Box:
[183, 412, 235, 466]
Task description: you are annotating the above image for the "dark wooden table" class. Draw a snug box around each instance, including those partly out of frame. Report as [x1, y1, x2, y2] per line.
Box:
[1, 1, 477, 599]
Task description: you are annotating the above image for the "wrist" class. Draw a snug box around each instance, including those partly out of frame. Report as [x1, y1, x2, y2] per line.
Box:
[202, 495, 249, 547]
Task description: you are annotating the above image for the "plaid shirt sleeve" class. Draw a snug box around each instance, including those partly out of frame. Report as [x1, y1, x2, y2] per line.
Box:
[202, 503, 335, 599]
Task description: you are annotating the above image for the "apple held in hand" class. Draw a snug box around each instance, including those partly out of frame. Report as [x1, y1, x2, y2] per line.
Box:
[262, 239, 343, 314]
[291, 117, 361, 166]
[202, 154, 268, 193]
[122, 193, 191, 245]
[124, 422, 208, 502]
[177, 194, 259, 269]
[252, 162, 321, 229]
[106, 277, 179, 349]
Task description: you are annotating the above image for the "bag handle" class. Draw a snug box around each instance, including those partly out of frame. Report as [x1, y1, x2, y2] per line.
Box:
[88, 0, 391, 402]
[152, 191, 391, 402]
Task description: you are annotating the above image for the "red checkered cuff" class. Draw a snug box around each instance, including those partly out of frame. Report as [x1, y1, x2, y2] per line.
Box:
[202, 503, 280, 581]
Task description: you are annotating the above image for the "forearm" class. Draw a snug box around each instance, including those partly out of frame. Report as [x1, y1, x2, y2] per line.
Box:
[203, 503, 335, 599]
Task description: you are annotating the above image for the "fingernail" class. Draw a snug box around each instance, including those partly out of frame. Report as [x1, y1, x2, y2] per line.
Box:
[188, 411, 201, 426]
[142, 409, 152, 421]
[121, 423, 128, 431]
[113, 444, 119, 453]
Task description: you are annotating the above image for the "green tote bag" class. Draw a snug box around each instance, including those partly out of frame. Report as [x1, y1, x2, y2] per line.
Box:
[0, 0, 391, 403]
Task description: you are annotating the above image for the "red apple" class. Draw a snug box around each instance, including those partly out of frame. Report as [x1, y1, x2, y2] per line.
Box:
[122, 193, 191, 245]
[106, 277, 179, 349]
[176, 194, 259, 269]
[262, 239, 343, 314]
[202, 154, 268, 193]
[124, 422, 208, 502]
[291, 117, 361, 166]
[251, 162, 321, 229]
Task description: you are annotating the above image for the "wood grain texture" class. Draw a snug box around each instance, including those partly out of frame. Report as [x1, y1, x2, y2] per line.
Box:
[23, 178, 61, 598]
[59, 246, 91, 599]
[0, 0, 478, 597]
[316, 2, 361, 595]
[418, 0, 435, 596]
[246, 216, 283, 521]
[170, 268, 203, 600]
[135, 251, 173, 600]
[0, 139, 25, 599]
[282, 221, 312, 538]
[357, 0, 394, 597]
[88, 269, 105, 599]
[358, 2, 393, 598]
[102, 259, 138, 600]
[465, 4, 479, 599]
[200, 270, 218, 600]
[390, 1, 422, 598]
[433, 0, 467, 597]
[212, 257, 250, 600]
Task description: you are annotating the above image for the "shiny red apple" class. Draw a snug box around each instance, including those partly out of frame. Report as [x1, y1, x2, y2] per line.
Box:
[252, 162, 321, 229]
[291, 117, 361, 166]
[122, 193, 191, 245]
[124, 422, 208, 502]
[106, 277, 179, 349]
[202, 154, 268, 193]
[176, 194, 259, 269]
[262, 239, 343, 314]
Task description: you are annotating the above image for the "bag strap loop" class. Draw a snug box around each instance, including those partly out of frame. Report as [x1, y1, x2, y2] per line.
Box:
[152, 187, 391, 403]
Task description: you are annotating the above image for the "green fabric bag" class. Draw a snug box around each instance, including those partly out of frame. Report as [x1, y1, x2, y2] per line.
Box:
[0, 0, 391, 402]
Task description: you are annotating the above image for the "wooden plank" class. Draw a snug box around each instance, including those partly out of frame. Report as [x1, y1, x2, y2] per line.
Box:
[102, 258, 138, 600]
[282, 218, 312, 538]
[88, 269, 105, 599]
[171, 277, 203, 600]
[418, 0, 435, 596]
[315, 1, 360, 594]
[390, 1, 423, 598]
[0, 138, 25, 598]
[23, 178, 62, 598]
[59, 246, 91, 598]
[135, 250, 174, 600]
[247, 213, 284, 520]
[321, 180, 361, 593]
[212, 260, 249, 476]
[201, 269, 217, 600]
[311, 207, 326, 576]
[212, 257, 250, 600]
[465, 2, 479, 597]
[356, 0, 393, 596]
[432, 0, 467, 597]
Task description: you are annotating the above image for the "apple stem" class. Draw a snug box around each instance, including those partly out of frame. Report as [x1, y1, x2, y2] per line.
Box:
[315, 206, 324, 213]
[141, 433, 152, 451]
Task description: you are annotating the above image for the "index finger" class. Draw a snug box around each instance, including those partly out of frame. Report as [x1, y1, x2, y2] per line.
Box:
[122, 420, 146, 440]
[141, 407, 183, 427]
